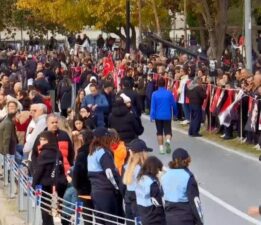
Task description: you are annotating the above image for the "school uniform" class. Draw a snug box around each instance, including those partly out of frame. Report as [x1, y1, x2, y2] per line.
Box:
[135, 175, 165, 225]
[88, 147, 124, 224]
[161, 168, 204, 225]
[123, 164, 141, 222]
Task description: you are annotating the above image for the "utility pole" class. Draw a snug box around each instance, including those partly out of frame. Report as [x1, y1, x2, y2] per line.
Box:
[126, 0, 131, 53]
[184, 0, 187, 47]
[244, 0, 252, 72]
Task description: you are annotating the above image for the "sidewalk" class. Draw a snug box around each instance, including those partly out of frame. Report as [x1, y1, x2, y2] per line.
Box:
[0, 181, 25, 225]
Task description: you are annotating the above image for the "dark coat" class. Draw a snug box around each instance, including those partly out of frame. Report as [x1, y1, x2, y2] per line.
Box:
[34, 78, 51, 96]
[109, 105, 143, 143]
[186, 85, 206, 106]
[32, 143, 67, 188]
[72, 144, 92, 195]
[57, 78, 72, 110]
[31, 129, 74, 175]
[119, 88, 142, 117]
[25, 59, 37, 79]
[0, 114, 17, 155]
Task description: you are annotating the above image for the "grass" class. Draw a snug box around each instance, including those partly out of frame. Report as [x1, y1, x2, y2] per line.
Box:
[174, 122, 261, 157]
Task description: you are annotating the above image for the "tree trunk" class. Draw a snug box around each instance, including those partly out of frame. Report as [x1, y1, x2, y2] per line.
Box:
[130, 25, 137, 50]
[151, 0, 162, 51]
[137, 0, 142, 45]
[151, 0, 161, 36]
[198, 15, 206, 50]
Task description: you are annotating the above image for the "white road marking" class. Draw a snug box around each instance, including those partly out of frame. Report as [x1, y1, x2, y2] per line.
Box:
[199, 187, 261, 224]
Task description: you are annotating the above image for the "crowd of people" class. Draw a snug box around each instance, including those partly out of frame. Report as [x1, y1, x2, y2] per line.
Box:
[0, 31, 261, 225]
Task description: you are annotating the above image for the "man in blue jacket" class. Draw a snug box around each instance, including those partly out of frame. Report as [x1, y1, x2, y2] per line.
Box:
[150, 77, 177, 154]
[82, 83, 109, 127]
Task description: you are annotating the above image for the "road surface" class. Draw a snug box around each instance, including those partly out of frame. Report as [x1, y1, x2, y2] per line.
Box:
[141, 116, 261, 225]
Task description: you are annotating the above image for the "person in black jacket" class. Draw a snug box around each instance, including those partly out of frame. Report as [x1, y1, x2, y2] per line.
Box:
[32, 131, 67, 225]
[57, 75, 72, 117]
[34, 72, 51, 96]
[186, 77, 206, 137]
[79, 106, 96, 130]
[119, 78, 142, 117]
[31, 114, 74, 175]
[109, 96, 143, 143]
[73, 129, 94, 225]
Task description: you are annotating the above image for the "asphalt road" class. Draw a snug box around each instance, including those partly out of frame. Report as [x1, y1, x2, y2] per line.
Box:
[141, 116, 261, 225]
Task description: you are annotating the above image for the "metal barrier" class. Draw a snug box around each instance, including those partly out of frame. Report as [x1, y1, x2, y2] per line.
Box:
[1, 154, 137, 225]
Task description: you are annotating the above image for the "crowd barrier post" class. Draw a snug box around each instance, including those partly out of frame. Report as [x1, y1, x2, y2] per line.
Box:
[18, 165, 25, 211]
[4, 155, 8, 186]
[75, 201, 83, 225]
[34, 185, 42, 225]
[9, 155, 16, 198]
[26, 176, 33, 225]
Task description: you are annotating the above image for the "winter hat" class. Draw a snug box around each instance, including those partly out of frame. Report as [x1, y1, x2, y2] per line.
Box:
[172, 148, 190, 161]
[90, 76, 97, 82]
[127, 138, 153, 153]
[39, 131, 58, 146]
[120, 93, 131, 104]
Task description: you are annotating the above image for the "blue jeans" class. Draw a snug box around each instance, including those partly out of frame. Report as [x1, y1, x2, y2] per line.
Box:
[182, 103, 190, 121]
[15, 145, 23, 165]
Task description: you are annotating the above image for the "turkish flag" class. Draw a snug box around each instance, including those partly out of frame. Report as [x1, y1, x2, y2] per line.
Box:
[103, 55, 115, 77]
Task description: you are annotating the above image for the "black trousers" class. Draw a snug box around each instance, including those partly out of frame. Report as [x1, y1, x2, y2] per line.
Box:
[189, 104, 202, 136]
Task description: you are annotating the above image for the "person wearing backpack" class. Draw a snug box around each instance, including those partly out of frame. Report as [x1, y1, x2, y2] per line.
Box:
[32, 131, 67, 225]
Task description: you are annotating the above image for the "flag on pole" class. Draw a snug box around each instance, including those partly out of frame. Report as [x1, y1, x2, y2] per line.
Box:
[103, 55, 114, 77]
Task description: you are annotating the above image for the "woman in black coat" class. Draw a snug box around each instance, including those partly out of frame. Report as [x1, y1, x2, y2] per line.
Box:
[108, 96, 143, 143]
[72, 129, 94, 225]
[32, 131, 67, 225]
[57, 75, 72, 117]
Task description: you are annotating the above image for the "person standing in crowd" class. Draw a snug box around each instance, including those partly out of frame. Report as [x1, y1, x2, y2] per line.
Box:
[88, 127, 124, 224]
[161, 148, 204, 225]
[109, 95, 143, 143]
[57, 73, 72, 117]
[73, 129, 94, 223]
[102, 81, 115, 127]
[178, 66, 190, 125]
[71, 115, 86, 155]
[34, 72, 51, 96]
[123, 138, 151, 223]
[31, 114, 74, 174]
[61, 167, 77, 225]
[24, 54, 37, 87]
[186, 77, 206, 137]
[81, 83, 109, 127]
[79, 106, 96, 130]
[109, 129, 127, 175]
[23, 103, 47, 161]
[75, 89, 86, 113]
[150, 77, 177, 154]
[135, 156, 165, 225]
[120, 78, 142, 118]
[97, 34, 105, 49]
[0, 101, 18, 156]
[32, 131, 67, 225]
[0, 89, 23, 121]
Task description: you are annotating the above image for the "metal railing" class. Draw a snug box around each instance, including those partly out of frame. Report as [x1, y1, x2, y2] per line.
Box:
[0, 154, 137, 225]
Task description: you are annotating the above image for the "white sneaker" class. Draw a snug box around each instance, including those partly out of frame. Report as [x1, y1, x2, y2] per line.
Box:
[220, 134, 225, 138]
[254, 144, 261, 150]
